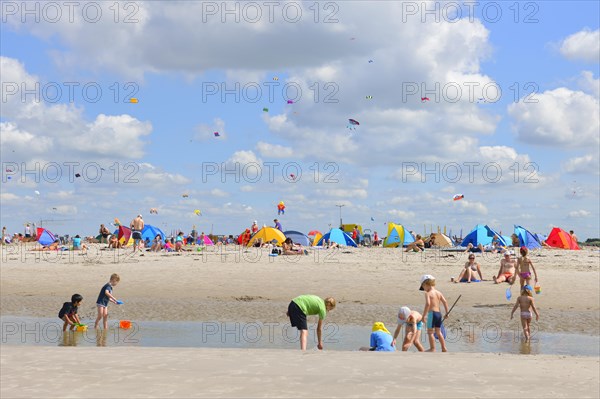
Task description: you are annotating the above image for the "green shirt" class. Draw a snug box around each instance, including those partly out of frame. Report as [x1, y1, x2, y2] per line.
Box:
[292, 295, 327, 320]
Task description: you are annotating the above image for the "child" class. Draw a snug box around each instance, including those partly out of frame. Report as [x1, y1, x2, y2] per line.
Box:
[360, 322, 395, 351]
[286, 295, 336, 350]
[420, 275, 449, 352]
[392, 306, 425, 352]
[515, 246, 538, 289]
[94, 273, 121, 329]
[511, 284, 540, 342]
[59, 294, 83, 331]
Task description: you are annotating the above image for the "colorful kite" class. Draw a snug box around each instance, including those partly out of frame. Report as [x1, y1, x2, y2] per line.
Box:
[273, 77, 279, 81]
[289, 174, 296, 180]
[129, 98, 138, 103]
[287, 100, 294, 104]
[347, 119, 360, 130]
[366, 96, 373, 100]
[214, 132, 220, 137]
[277, 201, 285, 215]
[421, 97, 430, 102]
[453, 194, 464, 201]
[263, 108, 269, 112]
[149, 208, 158, 214]
[194, 209, 202, 216]
[182, 194, 189, 198]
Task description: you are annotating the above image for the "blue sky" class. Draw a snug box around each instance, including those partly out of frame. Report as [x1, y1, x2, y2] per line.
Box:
[1, 1, 599, 239]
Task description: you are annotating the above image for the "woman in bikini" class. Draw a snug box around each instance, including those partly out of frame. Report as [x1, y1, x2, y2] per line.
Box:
[452, 254, 483, 283]
[515, 246, 538, 289]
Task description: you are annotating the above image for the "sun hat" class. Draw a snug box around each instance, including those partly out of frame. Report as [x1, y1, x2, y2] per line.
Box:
[398, 306, 411, 323]
[419, 274, 435, 290]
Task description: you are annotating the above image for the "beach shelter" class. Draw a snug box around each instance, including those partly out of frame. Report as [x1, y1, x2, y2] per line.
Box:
[383, 223, 405, 248]
[460, 224, 508, 247]
[534, 233, 547, 244]
[311, 232, 323, 246]
[429, 232, 453, 247]
[307, 230, 322, 237]
[197, 235, 214, 246]
[315, 228, 357, 247]
[36, 228, 56, 246]
[247, 227, 286, 247]
[142, 224, 166, 242]
[546, 227, 580, 250]
[403, 229, 416, 245]
[284, 230, 311, 247]
[514, 225, 541, 249]
[116, 226, 134, 246]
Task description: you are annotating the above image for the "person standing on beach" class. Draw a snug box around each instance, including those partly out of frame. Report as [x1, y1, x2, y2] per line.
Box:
[510, 285, 539, 342]
[420, 275, 449, 352]
[25, 223, 31, 238]
[94, 274, 121, 329]
[130, 215, 144, 253]
[515, 247, 538, 289]
[287, 295, 336, 350]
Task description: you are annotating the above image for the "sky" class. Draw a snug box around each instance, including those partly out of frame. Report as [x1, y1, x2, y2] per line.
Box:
[1, 0, 599, 240]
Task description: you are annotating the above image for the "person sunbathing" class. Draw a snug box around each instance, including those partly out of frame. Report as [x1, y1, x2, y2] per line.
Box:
[282, 238, 308, 255]
[30, 240, 60, 251]
[404, 235, 425, 252]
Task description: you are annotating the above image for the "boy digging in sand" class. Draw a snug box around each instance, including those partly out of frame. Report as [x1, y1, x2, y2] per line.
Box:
[511, 284, 540, 342]
[95, 273, 121, 329]
[420, 275, 449, 352]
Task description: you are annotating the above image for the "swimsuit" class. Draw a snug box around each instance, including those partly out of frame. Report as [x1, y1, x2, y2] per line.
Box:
[519, 272, 531, 279]
[427, 311, 443, 329]
[132, 230, 142, 240]
[504, 272, 513, 279]
[521, 311, 532, 319]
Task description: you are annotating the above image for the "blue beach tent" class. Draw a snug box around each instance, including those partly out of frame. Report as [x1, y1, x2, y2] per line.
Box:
[142, 224, 166, 242]
[514, 225, 541, 249]
[36, 228, 56, 246]
[460, 224, 508, 247]
[315, 228, 358, 247]
[283, 230, 311, 247]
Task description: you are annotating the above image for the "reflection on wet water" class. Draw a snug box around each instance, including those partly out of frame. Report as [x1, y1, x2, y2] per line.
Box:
[2, 316, 598, 357]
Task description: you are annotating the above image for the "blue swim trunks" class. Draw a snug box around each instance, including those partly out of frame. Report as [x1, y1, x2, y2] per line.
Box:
[427, 311, 443, 329]
[416, 321, 423, 331]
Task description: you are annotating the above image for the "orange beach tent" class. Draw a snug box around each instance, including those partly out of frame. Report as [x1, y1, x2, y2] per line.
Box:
[546, 227, 580, 250]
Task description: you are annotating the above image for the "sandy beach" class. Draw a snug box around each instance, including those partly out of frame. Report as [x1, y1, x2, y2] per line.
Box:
[2, 346, 599, 398]
[1, 245, 599, 397]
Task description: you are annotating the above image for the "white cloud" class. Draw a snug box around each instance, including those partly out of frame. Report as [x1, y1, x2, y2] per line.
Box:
[387, 210, 415, 220]
[563, 154, 600, 175]
[568, 210, 591, 218]
[508, 88, 600, 148]
[577, 71, 600, 98]
[210, 188, 229, 197]
[255, 142, 294, 158]
[559, 29, 600, 63]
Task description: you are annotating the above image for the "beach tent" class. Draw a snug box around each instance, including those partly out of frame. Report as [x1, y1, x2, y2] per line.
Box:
[247, 227, 286, 247]
[428, 232, 453, 247]
[546, 227, 580, 250]
[197, 235, 214, 246]
[311, 232, 323, 246]
[284, 230, 311, 247]
[534, 233, 547, 244]
[36, 227, 56, 246]
[315, 228, 357, 247]
[403, 229, 416, 245]
[514, 225, 541, 249]
[142, 224, 166, 242]
[383, 223, 405, 248]
[460, 224, 509, 247]
[116, 226, 134, 246]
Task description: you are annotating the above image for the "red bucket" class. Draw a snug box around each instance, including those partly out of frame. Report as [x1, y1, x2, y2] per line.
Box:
[119, 320, 132, 329]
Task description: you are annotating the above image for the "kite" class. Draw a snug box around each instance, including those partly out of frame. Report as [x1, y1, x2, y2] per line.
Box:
[214, 132, 220, 137]
[371, 217, 375, 221]
[273, 77, 279, 81]
[75, 173, 81, 178]
[368, 60, 373, 63]
[129, 98, 138, 103]
[453, 194, 464, 201]
[149, 208, 158, 214]
[421, 97, 430, 102]
[114, 218, 121, 226]
[52, 207, 57, 211]
[263, 108, 269, 112]
[347, 119, 360, 130]
[277, 201, 285, 215]
[182, 194, 189, 198]
[287, 100, 294, 104]
[289, 174, 296, 180]
[366, 96, 373, 100]
[7, 176, 11, 180]
[194, 209, 202, 216]
[34, 190, 40, 196]
[570, 181, 582, 198]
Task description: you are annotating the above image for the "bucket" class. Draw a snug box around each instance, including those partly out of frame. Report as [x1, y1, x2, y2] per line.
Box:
[119, 320, 132, 329]
[76, 324, 87, 332]
[534, 284, 541, 294]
